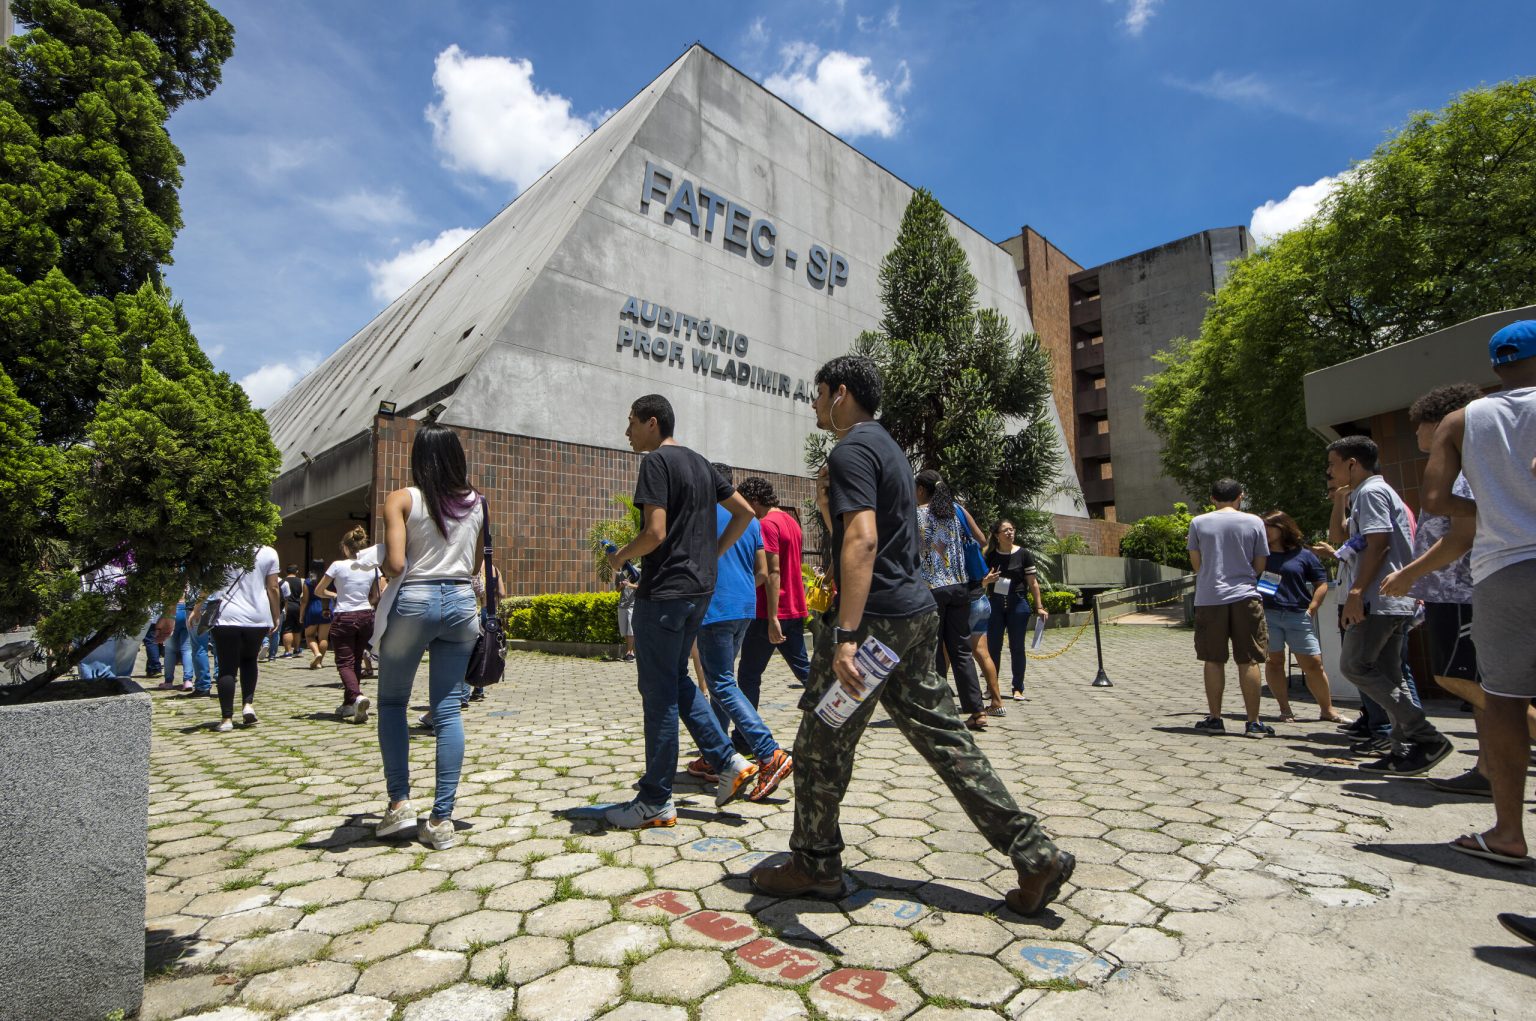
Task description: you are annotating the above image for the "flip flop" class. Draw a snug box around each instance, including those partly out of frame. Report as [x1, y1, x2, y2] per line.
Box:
[1450, 833, 1535, 868]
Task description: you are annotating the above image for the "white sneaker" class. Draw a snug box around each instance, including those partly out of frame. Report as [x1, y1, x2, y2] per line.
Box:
[215, 719, 233, 732]
[337, 702, 356, 720]
[376, 802, 417, 840]
[602, 799, 677, 829]
[716, 754, 759, 807]
[417, 711, 433, 730]
[419, 817, 456, 850]
[353, 695, 370, 725]
[242, 705, 258, 726]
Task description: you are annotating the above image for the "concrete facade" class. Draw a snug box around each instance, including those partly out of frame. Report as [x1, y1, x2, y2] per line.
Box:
[1068, 227, 1252, 522]
[262, 45, 1084, 591]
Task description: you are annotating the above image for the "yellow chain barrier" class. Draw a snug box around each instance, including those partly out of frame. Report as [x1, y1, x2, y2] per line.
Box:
[1023, 617, 1096, 660]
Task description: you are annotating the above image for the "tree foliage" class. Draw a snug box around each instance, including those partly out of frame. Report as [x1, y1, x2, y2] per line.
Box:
[848, 189, 1068, 524]
[1, 1, 278, 695]
[1143, 77, 1536, 531]
[1117, 504, 1195, 571]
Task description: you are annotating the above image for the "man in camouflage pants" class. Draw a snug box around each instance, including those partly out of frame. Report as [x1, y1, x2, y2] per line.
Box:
[749, 356, 1074, 916]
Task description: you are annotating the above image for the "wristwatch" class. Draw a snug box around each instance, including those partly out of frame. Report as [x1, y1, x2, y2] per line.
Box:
[833, 626, 860, 646]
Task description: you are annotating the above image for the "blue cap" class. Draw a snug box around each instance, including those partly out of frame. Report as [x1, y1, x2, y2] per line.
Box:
[1490, 320, 1536, 366]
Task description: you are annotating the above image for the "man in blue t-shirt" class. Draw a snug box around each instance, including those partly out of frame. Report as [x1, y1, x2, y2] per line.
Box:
[687, 464, 795, 804]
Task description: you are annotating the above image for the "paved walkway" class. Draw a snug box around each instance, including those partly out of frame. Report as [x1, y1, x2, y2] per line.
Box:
[139, 622, 1535, 1020]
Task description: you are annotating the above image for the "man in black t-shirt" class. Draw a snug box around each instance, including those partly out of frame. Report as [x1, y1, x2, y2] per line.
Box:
[748, 356, 1075, 916]
[603, 394, 760, 829]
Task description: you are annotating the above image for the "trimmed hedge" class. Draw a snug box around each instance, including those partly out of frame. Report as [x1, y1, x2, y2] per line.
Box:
[1041, 590, 1077, 615]
[501, 592, 621, 644]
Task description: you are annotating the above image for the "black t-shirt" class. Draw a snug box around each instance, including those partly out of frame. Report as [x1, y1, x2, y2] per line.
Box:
[827, 423, 937, 619]
[985, 546, 1038, 593]
[632, 443, 734, 600]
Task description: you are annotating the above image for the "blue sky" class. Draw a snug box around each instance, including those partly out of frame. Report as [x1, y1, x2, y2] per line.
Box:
[156, 0, 1536, 407]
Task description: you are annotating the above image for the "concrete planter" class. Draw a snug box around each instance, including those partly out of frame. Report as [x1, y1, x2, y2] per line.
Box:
[0, 677, 152, 1021]
[507, 639, 626, 659]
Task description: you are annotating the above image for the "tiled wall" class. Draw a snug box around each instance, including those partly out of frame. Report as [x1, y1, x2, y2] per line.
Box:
[1051, 515, 1133, 557]
[371, 416, 816, 595]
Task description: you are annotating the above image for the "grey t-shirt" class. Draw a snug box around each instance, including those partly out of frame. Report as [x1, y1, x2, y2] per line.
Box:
[1187, 510, 1267, 606]
[1347, 474, 1417, 616]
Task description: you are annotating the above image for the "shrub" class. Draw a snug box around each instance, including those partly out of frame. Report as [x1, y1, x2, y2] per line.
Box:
[1043, 533, 1091, 556]
[1041, 590, 1077, 615]
[501, 592, 621, 643]
[1118, 503, 1195, 571]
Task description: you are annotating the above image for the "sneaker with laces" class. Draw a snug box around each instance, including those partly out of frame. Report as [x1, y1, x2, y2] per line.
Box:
[215, 719, 233, 732]
[418, 817, 456, 850]
[716, 754, 759, 807]
[376, 802, 417, 840]
[686, 757, 719, 783]
[1244, 721, 1276, 739]
[1351, 736, 1392, 755]
[241, 705, 258, 726]
[748, 748, 794, 802]
[417, 711, 434, 730]
[1426, 768, 1492, 797]
[1193, 715, 1225, 734]
[337, 702, 356, 721]
[1342, 714, 1370, 737]
[603, 799, 676, 829]
[1360, 736, 1452, 777]
[353, 695, 370, 725]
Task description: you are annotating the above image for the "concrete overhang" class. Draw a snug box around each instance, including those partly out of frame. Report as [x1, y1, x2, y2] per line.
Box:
[1302, 305, 1534, 440]
[271, 428, 372, 519]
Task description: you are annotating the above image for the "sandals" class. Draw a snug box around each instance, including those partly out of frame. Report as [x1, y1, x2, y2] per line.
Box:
[1450, 832, 1534, 868]
[965, 714, 989, 732]
[987, 705, 1007, 717]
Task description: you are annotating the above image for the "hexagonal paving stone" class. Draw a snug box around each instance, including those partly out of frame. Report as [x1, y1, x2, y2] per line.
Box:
[517, 965, 622, 1021]
[530, 851, 602, 878]
[911, 913, 1012, 954]
[573, 920, 665, 965]
[137, 974, 238, 1021]
[240, 960, 358, 1011]
[364, 870, 442, 903]
[484, 879, 557, 911]
[429, 910, 523, 951]
[277, 876, 367, 908]
[523, 897, 612, 936]
[908, 952, 1020, 1006]
[628, 947, 732, 999]
[183, 889, 276, 918]
[1000, 939, 1117, 985]
[572, 865, 648, 898]
[757, 897, 851, 940]
[401, 982, 518, 1021]
[619, 889, 701, 922]
[284, 993, 396, 1021]
[453, 861, 527, 890]
[327, 922, 428, 964]
[808, 968, 921, 1020]
[354, 947, 466, 999]
[827, 925, 929, 969]
[670, 909, 759, 949]
[217, 929, 332, 974]
[199, 906, 302, 942]
[733, 936, 833, 985]
[297, 899, 394, 936]
[843, 889, 928, 928]
[699, 984, 810, 1021]
[1106, 926, 1183, 963]
[395, 890, 482, 925]
[652, 859, 727, 889]
[469, 935, 569, 983]
[600, 1004, 687, 1021]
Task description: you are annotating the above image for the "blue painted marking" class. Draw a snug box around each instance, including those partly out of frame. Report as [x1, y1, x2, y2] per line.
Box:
[844, 889, 924, 920]
[690, 837, 745, 854]
[892, 902, 923, 920]
[734, 851, 772, 867]
[1018, 946, 1087, 976]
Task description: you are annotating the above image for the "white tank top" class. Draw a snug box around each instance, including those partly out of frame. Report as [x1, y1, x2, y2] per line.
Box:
[1460, 387, 1536, 584]
[400, 486, 483, 583]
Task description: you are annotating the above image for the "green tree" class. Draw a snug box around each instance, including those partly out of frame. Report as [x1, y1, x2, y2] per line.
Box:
[1144, 77, 1536, 531]
[1, 1, 280, 697]
[844, 189, 1069, 524]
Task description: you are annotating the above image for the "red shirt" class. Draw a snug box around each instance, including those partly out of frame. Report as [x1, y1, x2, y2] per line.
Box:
[756, 509, 807, 620]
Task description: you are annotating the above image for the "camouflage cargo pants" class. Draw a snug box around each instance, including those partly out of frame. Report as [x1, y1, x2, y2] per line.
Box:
[789, 611, 1059, 881]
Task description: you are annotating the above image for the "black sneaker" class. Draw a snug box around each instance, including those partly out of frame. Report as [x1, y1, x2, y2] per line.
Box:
[468, 688, 486, 703]
[1350, 736, 1392, 755]
[1244, 721, 1276, 739]
[1360, 737, 1452, 777]
[1193, 715, 1225, 734]
[1342, 714, 1370, 737]
[1426, 768, 1492, 797]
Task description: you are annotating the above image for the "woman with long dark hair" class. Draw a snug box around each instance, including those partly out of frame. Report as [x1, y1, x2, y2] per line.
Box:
[914, 469, 989, 731]
[314, 525, 380, 724]
[985, 519, 1048, 700]
[373, 423, 486, 851]
[1259, 510, 1341, 723]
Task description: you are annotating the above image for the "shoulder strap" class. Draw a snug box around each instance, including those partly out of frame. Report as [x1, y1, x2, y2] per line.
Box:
[479, 495, 499, 606]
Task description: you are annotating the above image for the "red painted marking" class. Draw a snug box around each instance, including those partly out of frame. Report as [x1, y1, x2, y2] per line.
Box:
[737, 937, 821, 980]
[629, 891, 691, 916]
[819, 969, 897, 1011]
[683, 910, 755, 943]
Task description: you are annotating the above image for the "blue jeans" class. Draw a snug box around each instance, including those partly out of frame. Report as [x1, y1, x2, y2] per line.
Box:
[164, 605, 193, 684]
[377, 581, 480, 820]
[143, 624, 163, 674]
[78, 636, 138, 679]
[633, 596, 735, 805]
[987, 592, 1033, 691]
[737, 617, 812, 704]
[1359, 626, 1422, 740]
[701, 618, 779, 762]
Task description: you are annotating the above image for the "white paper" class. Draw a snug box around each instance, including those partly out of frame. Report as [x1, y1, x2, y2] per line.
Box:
[994, 577, 1012, 596]
[1031, 615, 1047, 649]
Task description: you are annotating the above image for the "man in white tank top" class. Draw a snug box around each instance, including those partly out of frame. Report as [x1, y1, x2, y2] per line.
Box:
[1424, 319, 1536, 872]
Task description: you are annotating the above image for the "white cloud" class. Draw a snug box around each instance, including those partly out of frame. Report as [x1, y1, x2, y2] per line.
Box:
[314, 187, 415, 229]
[240, 353, 320, 409]
[1250, 173, 1349, 246]
[425, 44, 598, 191]
[1164, 70, 1339, 124]
[746, 16, 768, 46]
[763, 45, 909, 139]
[1122, 0, 1162, 35]
[366, 227, 477, 303]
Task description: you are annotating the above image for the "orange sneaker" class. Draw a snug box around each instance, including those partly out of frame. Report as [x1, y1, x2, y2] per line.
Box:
[748, 748, 794, 802]
[715, 754, 759, 807]
[686, 756, 718, 783]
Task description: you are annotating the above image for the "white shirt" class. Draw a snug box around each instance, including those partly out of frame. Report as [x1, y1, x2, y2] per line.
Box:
[325, 559, 378, 612]
[400, 487, 483, 583]
[211, 546, 280, 628]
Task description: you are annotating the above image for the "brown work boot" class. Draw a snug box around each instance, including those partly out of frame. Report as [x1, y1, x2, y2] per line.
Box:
[1004, 851, 1076, 916]
[749, 856, 844, 899]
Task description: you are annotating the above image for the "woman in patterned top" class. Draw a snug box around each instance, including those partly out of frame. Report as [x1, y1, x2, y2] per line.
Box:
[914, 470, 990, 731]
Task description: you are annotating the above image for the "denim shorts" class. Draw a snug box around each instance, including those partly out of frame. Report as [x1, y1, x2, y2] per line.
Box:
[968, 593, 991, 636]
[1265, 607, 1321, 656]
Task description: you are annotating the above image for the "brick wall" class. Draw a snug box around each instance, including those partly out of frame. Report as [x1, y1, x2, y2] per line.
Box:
[1051, 514, 1132, 557]
[371, 416, 816, 596]
[1004, 228, 1084, 467]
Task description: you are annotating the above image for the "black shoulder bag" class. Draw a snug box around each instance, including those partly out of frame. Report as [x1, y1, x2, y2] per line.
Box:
[464, 496, 507, 687]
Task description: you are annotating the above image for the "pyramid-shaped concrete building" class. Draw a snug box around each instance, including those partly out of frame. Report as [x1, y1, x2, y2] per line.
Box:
[265, 45, 1084, 590]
